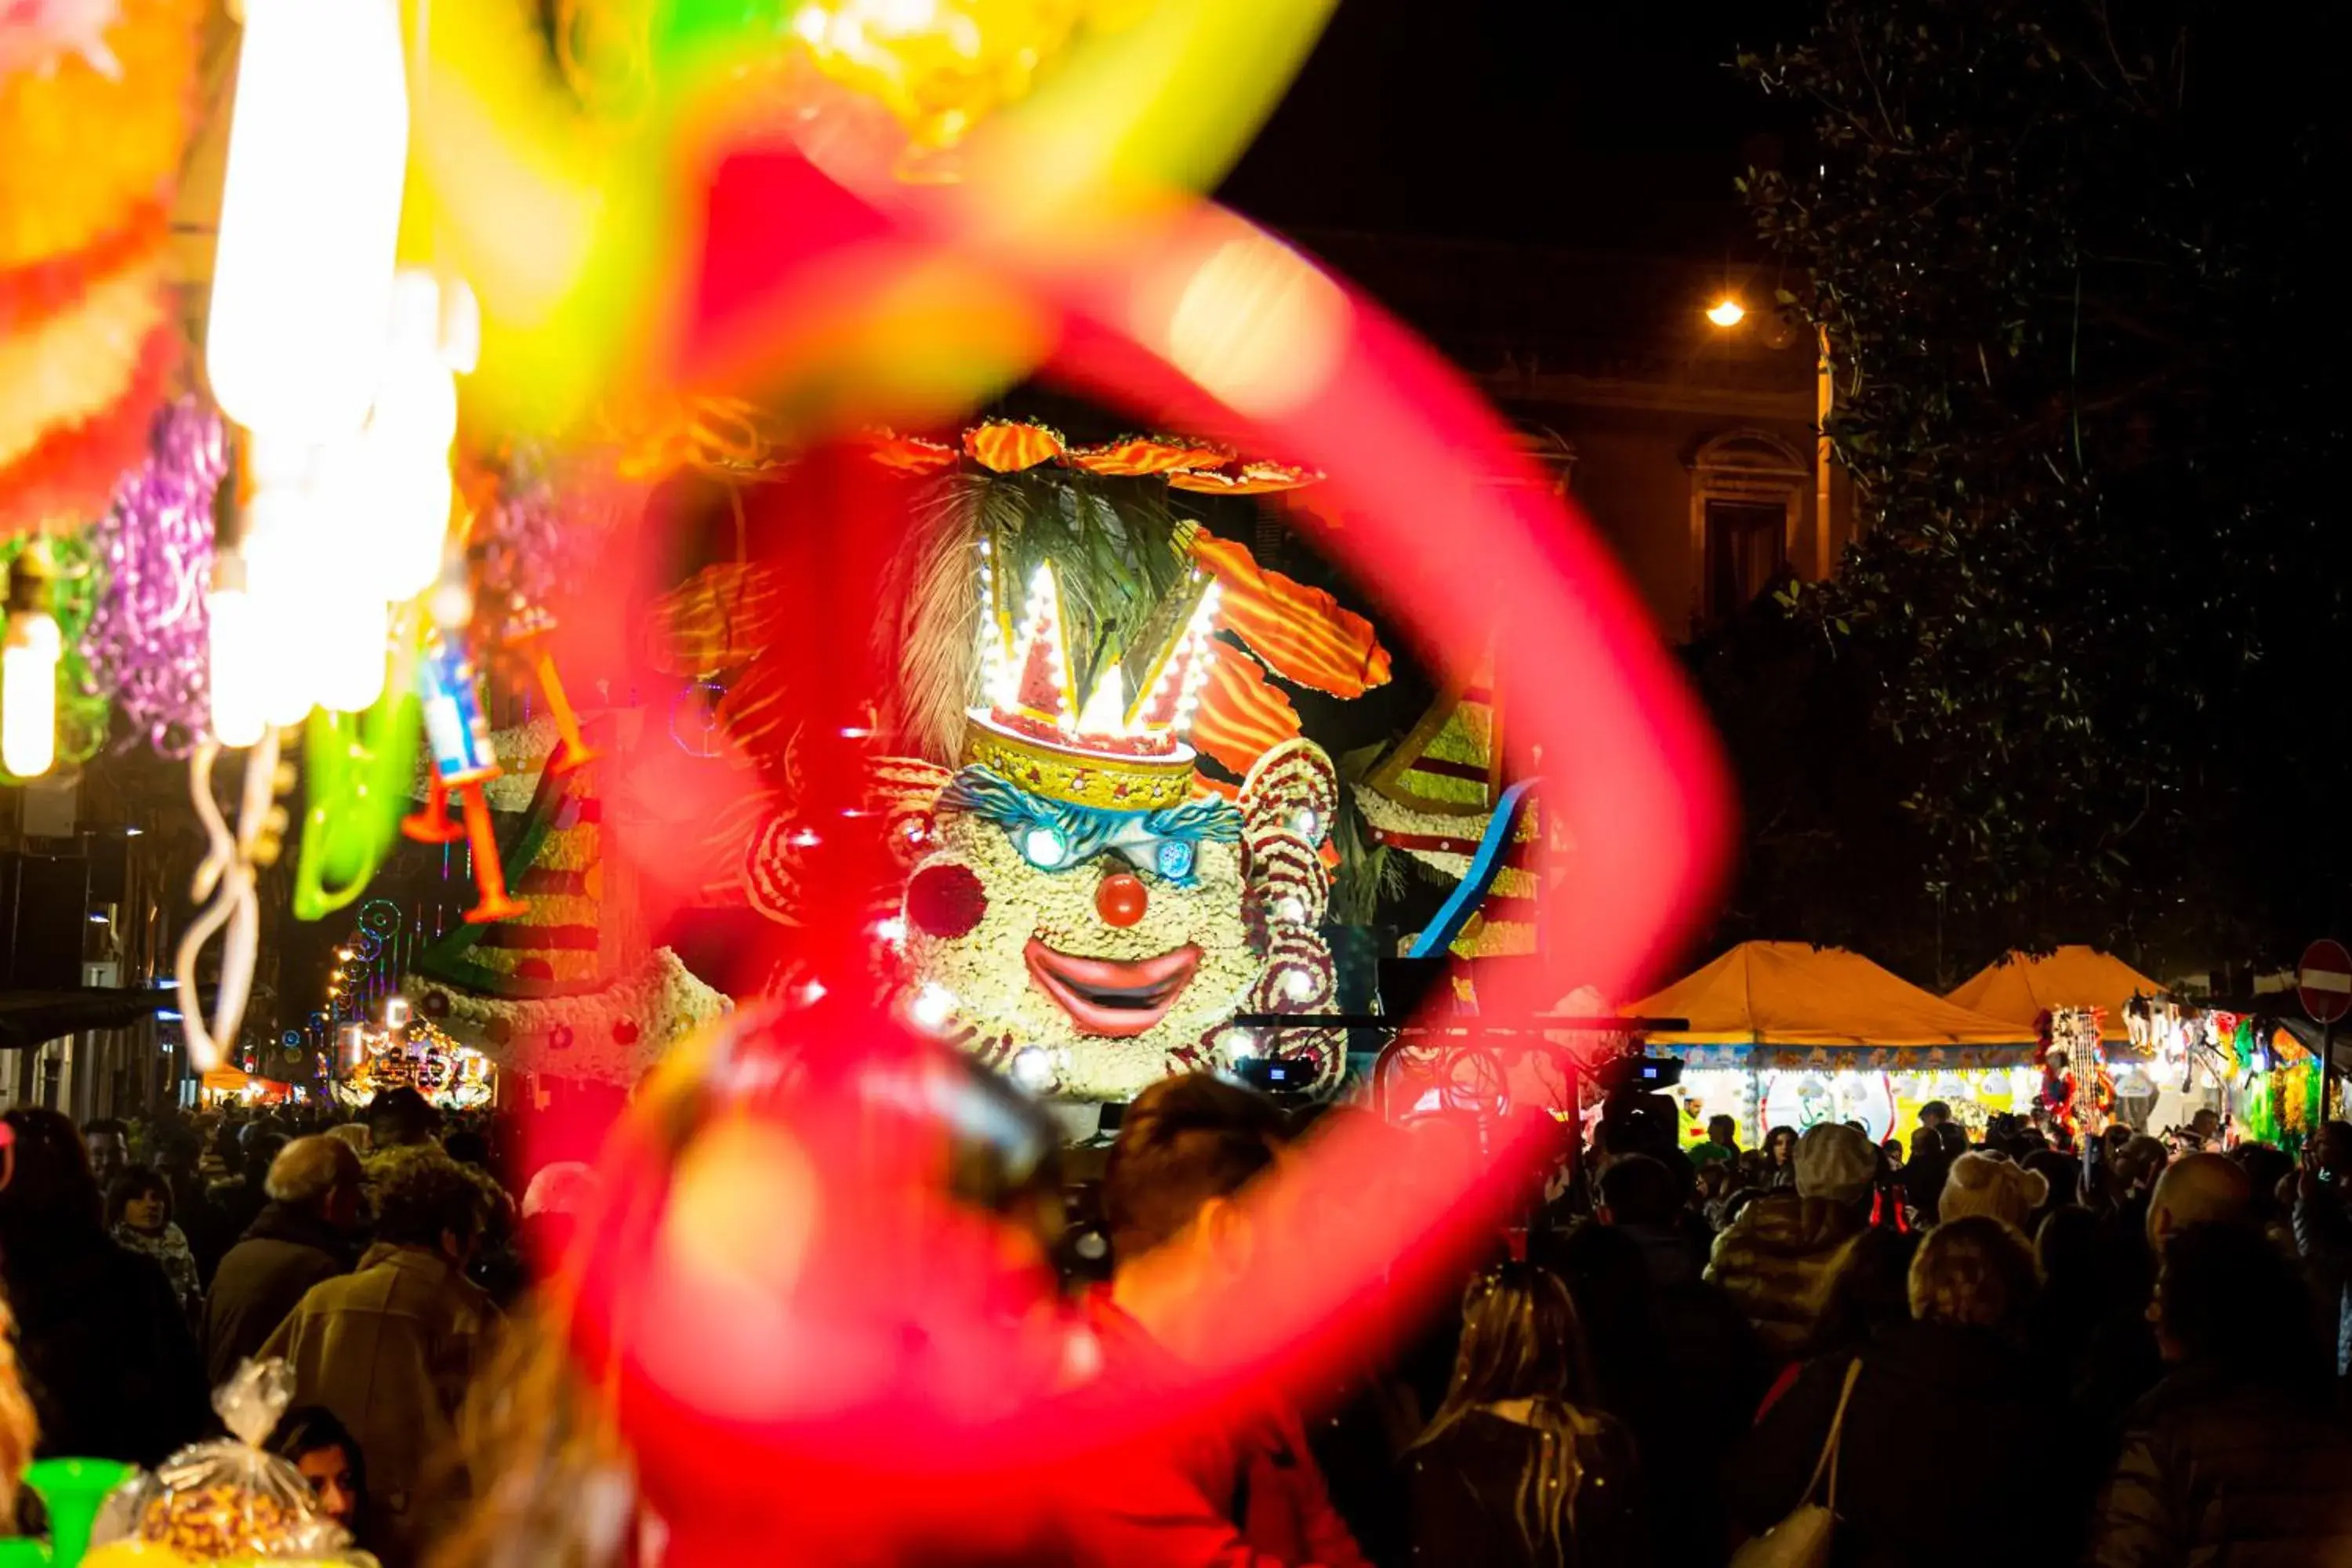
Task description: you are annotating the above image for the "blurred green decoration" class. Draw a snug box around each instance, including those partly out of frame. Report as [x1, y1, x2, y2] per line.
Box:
[292, 628, 424, 921]
[0, 531, 111, 783]
[0, 1457, 135, 1567]
[648, 0, 804, 83]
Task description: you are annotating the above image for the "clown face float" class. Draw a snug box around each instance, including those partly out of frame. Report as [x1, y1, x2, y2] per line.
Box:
[887, 561, 1342, 1102]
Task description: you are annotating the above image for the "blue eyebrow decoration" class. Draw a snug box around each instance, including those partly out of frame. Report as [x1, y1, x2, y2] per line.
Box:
[938, 765, 1240, 876]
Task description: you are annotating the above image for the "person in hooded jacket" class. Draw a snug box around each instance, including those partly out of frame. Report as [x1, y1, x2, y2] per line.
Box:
[1706, 1123, 1878, 1362]
[2083, 1221, 2352, 1567]
[1729, 1217, 2066, 1568]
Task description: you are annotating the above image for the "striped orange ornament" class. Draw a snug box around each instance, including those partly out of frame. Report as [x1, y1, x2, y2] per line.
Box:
[652, 561, 796, 675]
[962, 418, 1064, 472]
[1188, 639, 1299, 777]
[1192, 534, 1392, 699]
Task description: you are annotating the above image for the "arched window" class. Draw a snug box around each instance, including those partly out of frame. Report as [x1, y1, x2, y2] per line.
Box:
[1687, 429, 1808, 628]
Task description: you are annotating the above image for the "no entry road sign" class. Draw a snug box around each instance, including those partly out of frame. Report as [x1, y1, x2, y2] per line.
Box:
[2301, 938, 2352, 1026]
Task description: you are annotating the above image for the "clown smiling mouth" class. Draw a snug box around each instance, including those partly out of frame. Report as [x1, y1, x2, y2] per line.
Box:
[1024, 939, 1203, 1037]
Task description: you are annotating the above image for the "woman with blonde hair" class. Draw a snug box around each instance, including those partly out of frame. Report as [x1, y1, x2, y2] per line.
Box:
[1730, 1218, 2064, 1568]
[1403, 1261, 1644, 1567]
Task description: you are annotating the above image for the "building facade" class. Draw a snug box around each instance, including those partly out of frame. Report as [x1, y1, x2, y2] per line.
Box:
[1292, 230, 1855, 641]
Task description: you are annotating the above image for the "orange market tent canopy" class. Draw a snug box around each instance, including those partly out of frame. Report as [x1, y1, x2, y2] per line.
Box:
[1945, 946, 2164, 1027]
[1628, 942, 2038, 1069]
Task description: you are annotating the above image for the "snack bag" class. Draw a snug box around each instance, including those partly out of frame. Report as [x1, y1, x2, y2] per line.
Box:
[91, 1360, 355, 1562]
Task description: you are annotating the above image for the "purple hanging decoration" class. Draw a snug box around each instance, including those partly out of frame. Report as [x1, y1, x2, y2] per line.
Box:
[82, 397, 226, 757]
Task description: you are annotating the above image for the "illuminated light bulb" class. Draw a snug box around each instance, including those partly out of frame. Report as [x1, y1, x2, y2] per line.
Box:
[426, 558, 474, 630]
[873, 915, 908, 946]
[2, 546, 63, 778]
[241, 513, 321, 728]
[1022, 826, 1067, 868]
[1009, 1047, 1054, 1094]
[1283, 969, 1318, 1002]
[356, 271, 463, 597]
[318, 597, 390, 714]
[438, 276, 481, 376]
[909, 983, 956, 1032]
[206, 0, 408, 441]
[1706, 298, 1746, 328]
[1220, 1028, 1258, 1061]
[1292, 808, 1319, 838]
[1077, 668, 1126, 734]
[383, 996, 410, 1027]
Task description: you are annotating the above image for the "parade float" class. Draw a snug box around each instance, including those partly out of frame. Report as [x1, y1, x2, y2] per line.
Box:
[398, 710, 730, 1092]
[655, 420, 1394, 1104]
[330, 1011, 499, 1110]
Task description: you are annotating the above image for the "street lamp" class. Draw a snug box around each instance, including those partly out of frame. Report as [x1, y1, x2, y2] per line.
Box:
[1705, 293, 1837, 579]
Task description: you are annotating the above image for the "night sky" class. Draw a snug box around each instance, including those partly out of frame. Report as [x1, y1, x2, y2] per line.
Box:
[1215, 0, 1817, 253]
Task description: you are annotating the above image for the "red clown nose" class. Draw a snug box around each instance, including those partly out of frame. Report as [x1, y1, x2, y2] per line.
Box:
[1094, 872, 1148, 927]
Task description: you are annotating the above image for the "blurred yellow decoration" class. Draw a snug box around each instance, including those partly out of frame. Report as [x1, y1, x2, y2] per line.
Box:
[407, 0, 1329, 426]
[405, 0, 670, 432]
[77, 1544, 192, 1568]
[791, 0, 1115, 154]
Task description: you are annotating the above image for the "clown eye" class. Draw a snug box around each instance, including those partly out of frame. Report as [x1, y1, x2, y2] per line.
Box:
[1019, 825, 1071, 869]
[1155, 839, 1196, 880]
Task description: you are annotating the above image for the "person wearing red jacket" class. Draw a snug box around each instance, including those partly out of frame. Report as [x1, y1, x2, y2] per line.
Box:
[1062, 1074, 1372, 1568]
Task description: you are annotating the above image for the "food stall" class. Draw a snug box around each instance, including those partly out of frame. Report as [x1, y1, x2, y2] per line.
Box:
[198, 1067, 292, 1106]
[1628, 942, 2039, 1147]
[1947, 946, 2166, 1132]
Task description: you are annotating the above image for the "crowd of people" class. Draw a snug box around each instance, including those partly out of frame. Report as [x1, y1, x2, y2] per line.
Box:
[1, 1091, 580, 1566]
[8, 1076, 2352, 1566]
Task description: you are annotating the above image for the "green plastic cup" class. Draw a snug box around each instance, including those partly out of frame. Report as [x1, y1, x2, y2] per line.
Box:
[19, 1458, 135, 1568]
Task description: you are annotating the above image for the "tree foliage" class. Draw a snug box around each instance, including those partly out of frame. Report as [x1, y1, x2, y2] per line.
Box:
[1720, 0, 2352, 972]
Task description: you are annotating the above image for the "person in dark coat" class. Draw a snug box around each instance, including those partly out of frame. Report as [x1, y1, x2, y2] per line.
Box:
[206, 1125, 289, 1254]
[1902, 1126, 1953, 1224]
[1595, 1155, 1768, 1568]
[2076, 1152, 2250, 1443]
[1403, 1261, 1644, 1568]
[0, 1108, 210, 1467]
[153, 1123, 230, 1283]
[1730, 1217, 2065, 1568]
[2083, 1221, 2352, 1567]
[1707, 1123, 1878, 1361]
[203, 1134, 365, 1388]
